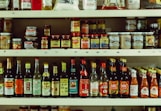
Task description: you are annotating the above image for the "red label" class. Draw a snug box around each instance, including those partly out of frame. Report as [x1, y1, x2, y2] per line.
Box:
[109, 80, 119, 94]
[99, 82, 108, 96]
[15, 79, 24, 95]
[120, 81, 129, 95]
[79, 79, 89, 97]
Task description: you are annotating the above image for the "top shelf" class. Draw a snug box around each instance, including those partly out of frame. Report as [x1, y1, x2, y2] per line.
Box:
[1, 10, 161, 18]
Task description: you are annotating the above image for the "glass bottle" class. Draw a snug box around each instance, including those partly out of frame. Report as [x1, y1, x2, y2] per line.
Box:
[157, 68, 161, 98]
[99, 62, 108, 97]
[0, 62, 4, 97]
[15, 60, 24, 97]
[69, 58, 78, 97]
[60, 62, 69, 97]
[33, 58, 42, 97]
[108, 58, 119, 98]
[90, 61, 99, 97]
[119, 58, 130, 98]
[140, 69, 149, 98]
[51, 65, 60, 97]
[79, 58, 89, 97]
[43, 25, 51, 37]
[4, 58, 14, 97]
[129, 69, 138, 98]
[24, 62, 33, 97]
[150, 70, 158, 98]
[42, 63, 51, 97]
[11, 0, 20, 10]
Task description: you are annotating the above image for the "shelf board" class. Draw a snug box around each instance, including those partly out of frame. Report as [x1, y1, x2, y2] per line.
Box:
[0, 98, 161, 106]
[0, 49, 161, 57]
[1, 10, 161, 18]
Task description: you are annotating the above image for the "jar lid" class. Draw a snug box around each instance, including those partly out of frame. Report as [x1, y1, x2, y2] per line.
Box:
[12, 38, 21, 41]
[119, 32, 130, 35]
[0, 32, 11, 36]
[108, 32, 119, 35]
[131, 32, 143, 35]
[144, 32, 154, 35]
[26, 26, 37, 29]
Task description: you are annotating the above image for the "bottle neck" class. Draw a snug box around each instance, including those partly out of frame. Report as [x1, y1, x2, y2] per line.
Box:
[53, 66, 58, 76]
[16, 61, 22, 75]
[34, 60, 40, 74]
[7, 59, 12, 70]
[62, 62, 67, 73]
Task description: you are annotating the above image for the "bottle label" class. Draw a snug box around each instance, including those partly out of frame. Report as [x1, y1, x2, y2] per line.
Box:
[42, 81, 50, 96]
[91, 38, 100, 49]
[42, 0, 52, 7]
[33, 79, 41, 96]
[100, 37, 109, 48]
[4, 78, 14, 95]
[60, 78, 68, 96]
[50, 40, 60, 48]
[150, 86, 158, 97]
[99, 81, 108, 96]
[90, 81, 99, 96]
[145, 35, 155, 47]
[130, 84, 138, 96]
[0, 1, 8, 9]
[61, 40, 71, 48]
[0, 83, 3, 95]
[51, 80, 60, 96]
[72, 37, 81, 49]
[69, 79, 78, 94]
[79, 79, 89, 97]
[13, 0, 20, 8]
[71, 20, 80, 32]
[21, 0, 31, 9]
[81, 37, 90, 49]
[141, 87, 149, 97]
[15, 79, 24, 95]
[120, 81, 129, 95]
[109, 80, 119, 95]
[24, 78, 32, 94]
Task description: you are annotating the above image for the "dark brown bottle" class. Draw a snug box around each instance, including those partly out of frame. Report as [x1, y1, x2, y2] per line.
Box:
[24, 62, 33, 97]
[14, 60, 24, 97]
[69, 58, 78, 97]
[4, 58, 14, 97]
[0, 62, 4, 97]
[79, 58, 89, 97]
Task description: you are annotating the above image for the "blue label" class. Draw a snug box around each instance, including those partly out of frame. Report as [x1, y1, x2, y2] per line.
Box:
[69, 79, 78, 94]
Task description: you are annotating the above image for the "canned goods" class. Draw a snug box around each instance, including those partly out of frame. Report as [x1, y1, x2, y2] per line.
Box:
[12, 38, 22, 49]
[0, 32, 11, 49]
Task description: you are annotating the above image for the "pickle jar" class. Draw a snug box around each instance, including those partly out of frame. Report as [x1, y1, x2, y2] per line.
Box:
[0, 32, 11, 49]
[131, 32, 143, 49]
[120, 32, 131, 49]
[144, 32, 155, 49]
[108, 32, 119, 49]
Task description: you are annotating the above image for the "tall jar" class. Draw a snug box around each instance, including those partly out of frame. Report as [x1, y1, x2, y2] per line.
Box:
[126, 17, 137, 32]
[0, 32, 11, 49]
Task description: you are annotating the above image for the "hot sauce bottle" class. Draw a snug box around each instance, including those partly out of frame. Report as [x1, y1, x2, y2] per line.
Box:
[150, 69, 158, 98]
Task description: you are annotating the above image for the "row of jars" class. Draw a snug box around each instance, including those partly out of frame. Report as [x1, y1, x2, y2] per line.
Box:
[0, 31, 157, 49]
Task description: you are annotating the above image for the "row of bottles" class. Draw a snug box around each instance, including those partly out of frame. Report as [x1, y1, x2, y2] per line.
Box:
[0, 57, 161, 98]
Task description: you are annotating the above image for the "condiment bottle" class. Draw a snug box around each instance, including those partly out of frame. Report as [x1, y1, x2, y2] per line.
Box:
[100, 34, 109, 49]
[140, 69, 149, 98]
[50, 35, 60, 48]
[97, 19, 106, 34]
[41, 37, 48, 49]
[61, 35, 71, 49]
[129, 69, 138, 98]
[156, 68, 161, 98]
[81, 34, 90, 49]
[150, 70, 158, 98]
[89, 20, 97, 34]
[81, 20, 89, 34]
[71, 33, 81, 49]
[90, 34, 100, 49]
[43, 25, 51, 37]
[71, 18, 80, 34]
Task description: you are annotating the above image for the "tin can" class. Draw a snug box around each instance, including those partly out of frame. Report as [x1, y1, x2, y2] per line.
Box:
[0, 32, 11, 49]
[12, 38, 22, 49]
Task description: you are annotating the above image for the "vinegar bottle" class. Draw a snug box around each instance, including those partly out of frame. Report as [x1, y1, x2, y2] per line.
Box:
[140, 69, 149, 98]
[130, 69, 138, 98]
[150, 69, 158, 98]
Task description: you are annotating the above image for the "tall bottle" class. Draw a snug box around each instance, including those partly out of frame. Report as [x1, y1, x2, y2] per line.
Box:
[69, 58, 78, 97]
[108, 58, 119, 98]
[90, 62, 99, 97]
[24, 62, 33, 97]
[42, 63, 51, 97]
[79, 58, 89, 97]
[129, 69, 138, 98]
[0, 62, 4, 97]
[4, 58, 14, 97]
[51, 65, 60, 97]
[15, 60, 24, 97]
[140, 69, 149, 98]
[60, 62, 69, 97]
[99, 62, 108, 97]
[33, 58, 42, 97]
[150, 70, 158, 98]
[157, 68, 161, 98]
[119, 58, 130, 98]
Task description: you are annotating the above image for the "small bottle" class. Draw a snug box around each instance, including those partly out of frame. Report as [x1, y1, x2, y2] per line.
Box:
[44, 25, 51, 37]
[15, 60, 24, 97]
[0, 62, 4, 97]
[81, 20, 89, 34]
[71, 33, 81, 49]
[81, 34, 90, 49]
[150, 70, 158, 98]
[100, 34, 109, 49]
[24, 62, 33, 97]
[157, 68, 161, 98]
[42, 63, 51, 97]
[41, 37, 49, 49]
[90, 34, 100, 49]
[4, 58, 14, 97]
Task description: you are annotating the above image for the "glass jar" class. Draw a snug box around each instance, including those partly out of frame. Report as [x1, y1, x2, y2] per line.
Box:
[12, 38, 22, 49]
[71, 18, 80, 34]
[126, 0, 140, 9]
[3, 18, 12, 32]
[41, 36, 48, 49]
[0, 32, 11, 49]
[71, 32, 81, 49]
[108, 32, 120, 49]
[50, 35, 60, 48]
[0, 0, 10, 10]
[144, 32, 155, 49]
[120, 32, 131, 49]
[126, 17, 136, 32]
[131, 32, 143, 49]
[24, 36, 39, 49]
[81, 34, 90, 49]
[61, 35, 71, 49]
[25, 26, 37, 37]
[100, 34, 109, 49]
[42, 0, 53, 10]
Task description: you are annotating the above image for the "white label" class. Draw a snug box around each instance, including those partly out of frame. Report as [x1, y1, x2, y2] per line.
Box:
[150, 86, 158, 96]
[130, 85, 138, 96]
[42, 81, 50, 96]
[33, 79, 41, 96]
[51, 81, 60, 96]
[90, 81, 99, 96]
[21, 0, 31, 9]
[13, 0, 19, 8]
[4, 78, 14, 95]
[83, 0, 97, 10]
[43, 0, 52, 6]
[141, 87, 149, 96]
[109, 36, 119, 48]
[0, 83, 3, 95]
[24, 78, 32, 94]
[0, 0, 9, 8]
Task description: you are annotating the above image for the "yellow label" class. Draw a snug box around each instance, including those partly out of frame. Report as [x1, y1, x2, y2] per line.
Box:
[0, 68, 3, 74]
[72, 37, 80, 48]
[25, 63, 31, 69]
[156, 0, 161, 4]
[146, 35, 155, 47]
[50, 40, 60, 48]
[43, 72, 50, 77]
[61, 40, 71, 48]
[60, 78, 68, 96]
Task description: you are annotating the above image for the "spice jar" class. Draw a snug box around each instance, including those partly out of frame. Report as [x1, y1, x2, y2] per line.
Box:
[50, 35, 60, 48]
[120, 32, 131, 49]
[144, 32, 155, 49]
[61, 35, 71, 49]
[108, 32, 119, 49]
[100, 34, 109, 49]
[126, 0, 140, 9]
[131, 32, 143, 49]
[81, 34, 90, 49]
[71, 32, 81, 49]
[12, 38, 22, 49]
[126, 17, 137, 32]
[25, 26, 37, 37]
[90, 34, 100, 49]
[41, 36, 48, 49]
[3, 18, 12, 32]
[24, 36, 39, 49]
[0, 32, 11, 49]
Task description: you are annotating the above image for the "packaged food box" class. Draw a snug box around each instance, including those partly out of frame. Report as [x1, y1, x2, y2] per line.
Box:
[141, 0, 161, 9]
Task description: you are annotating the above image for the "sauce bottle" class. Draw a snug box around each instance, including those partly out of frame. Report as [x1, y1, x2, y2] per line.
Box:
[129, 69, 138, 98]
[0, 62, 4, 97]
[79, 58, 89, 97]
[150, 70, 158, 98]
[61, 35, 71, 49]
[50, 35, 60, 49]
[90, 34, 100, 49]
[71, 33, 81, 49]
[156, 68, 161, 98]
[81, 34, 90, 49]
[140, 69, 149, 98]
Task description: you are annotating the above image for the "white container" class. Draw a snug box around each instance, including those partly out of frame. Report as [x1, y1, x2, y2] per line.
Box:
[126, 0, 140, 9]
[82, 0, 97, 10]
